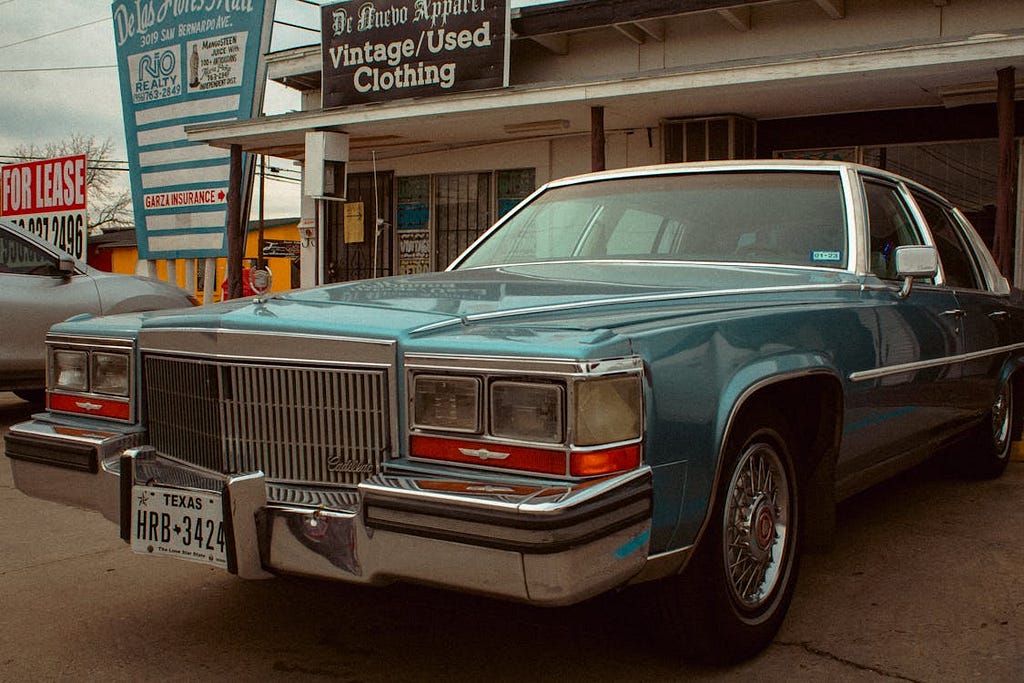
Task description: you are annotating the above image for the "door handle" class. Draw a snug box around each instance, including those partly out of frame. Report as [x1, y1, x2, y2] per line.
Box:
[941, 309, 965, 318]
[989, 310, 1010, 321]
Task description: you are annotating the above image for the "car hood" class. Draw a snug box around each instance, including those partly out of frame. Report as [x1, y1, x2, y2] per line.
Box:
[116, 262, 858, 353]
[85, 268, 195, 314]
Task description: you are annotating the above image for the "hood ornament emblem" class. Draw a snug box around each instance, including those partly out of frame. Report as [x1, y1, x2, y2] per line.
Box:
[249, 265, 273, 304]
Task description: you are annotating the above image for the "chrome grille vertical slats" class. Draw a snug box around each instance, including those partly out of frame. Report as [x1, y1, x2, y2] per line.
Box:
[144, 355, 390, 486]
[146, 357, 224, 471]
[339, 373, 352, 475]
[285, 367, 299, 481]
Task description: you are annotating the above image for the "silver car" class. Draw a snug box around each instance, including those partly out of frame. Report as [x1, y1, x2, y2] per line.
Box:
[0, 219, 195, 401]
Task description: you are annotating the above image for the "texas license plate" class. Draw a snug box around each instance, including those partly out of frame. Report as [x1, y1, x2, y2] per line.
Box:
[130, 485, 227, 568]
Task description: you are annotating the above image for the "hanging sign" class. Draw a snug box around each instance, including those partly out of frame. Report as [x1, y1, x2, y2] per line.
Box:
[0, 154, 89, 260]
[321, 0, 510, 108]
[344, 201, 365, 243]
[112, 0, 277, 260]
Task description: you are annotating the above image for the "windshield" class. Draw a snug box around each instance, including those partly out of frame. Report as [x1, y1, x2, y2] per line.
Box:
[456, 171, 849, 270]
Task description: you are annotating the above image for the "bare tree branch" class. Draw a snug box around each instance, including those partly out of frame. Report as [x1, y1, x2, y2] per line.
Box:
[14, 134, 133, 231]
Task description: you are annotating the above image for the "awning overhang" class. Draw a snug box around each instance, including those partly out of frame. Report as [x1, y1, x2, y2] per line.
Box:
[185, 31, 1024, 162]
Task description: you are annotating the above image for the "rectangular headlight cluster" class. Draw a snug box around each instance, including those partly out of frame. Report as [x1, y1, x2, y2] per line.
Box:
[413, 375, 481, 432]
[575, 376, 642, 446]
[51, 348, 131, 397]
[490, 381, 564, 443]
[411, 372, 641, 447]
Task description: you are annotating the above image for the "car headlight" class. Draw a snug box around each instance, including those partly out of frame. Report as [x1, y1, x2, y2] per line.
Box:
[409, 364, 644, 478]
[490, 381, 564, 443]
[413, 375, 481, 432]
[574, 375, 642, 446]
[91, 352, 130, 396]
[53, 350, 88, 392]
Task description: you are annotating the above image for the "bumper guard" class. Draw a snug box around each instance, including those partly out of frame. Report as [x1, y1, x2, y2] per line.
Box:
[7, 419, 653, 606]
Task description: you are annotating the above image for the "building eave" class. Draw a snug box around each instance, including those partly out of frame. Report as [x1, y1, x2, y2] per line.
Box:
[190, 31, 1024, 161]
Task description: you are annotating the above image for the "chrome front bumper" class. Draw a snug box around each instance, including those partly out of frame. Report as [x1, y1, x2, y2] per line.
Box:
[5, 419, 653, 606]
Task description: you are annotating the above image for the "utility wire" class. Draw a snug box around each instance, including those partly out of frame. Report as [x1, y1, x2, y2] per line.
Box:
[0, 154, 128, 164]
[3, 17, 317, 72]
[0, 155, 302, 182]
[0, 17, 108, 50]
[0, 65, 115, 73]
[276, 18, 320, 33]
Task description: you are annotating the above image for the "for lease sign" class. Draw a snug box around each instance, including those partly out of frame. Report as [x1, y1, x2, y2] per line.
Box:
[0, 154, 89, 261]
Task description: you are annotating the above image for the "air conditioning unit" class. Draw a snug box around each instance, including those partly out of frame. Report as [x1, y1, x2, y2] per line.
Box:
[662, 115, 756, 162]
[304, 131, 349, 200]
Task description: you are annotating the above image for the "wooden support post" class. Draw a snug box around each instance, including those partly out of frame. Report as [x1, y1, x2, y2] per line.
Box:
[994, 67, 1017, 278]
[226, 144, 243, 300]
[591, 106, 606, 172]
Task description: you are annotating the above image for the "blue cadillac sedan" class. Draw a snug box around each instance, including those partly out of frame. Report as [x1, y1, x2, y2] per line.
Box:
[7, 160, 1022, 663]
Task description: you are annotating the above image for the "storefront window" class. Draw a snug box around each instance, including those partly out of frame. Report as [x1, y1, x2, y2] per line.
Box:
[664, 116, 756, 162]
[862, 141, 998, 248]
[497, 169, 535, 218]
[778, 140, 999, 248]
[434, 173, 491, 269]
[397, 175, 431, 275]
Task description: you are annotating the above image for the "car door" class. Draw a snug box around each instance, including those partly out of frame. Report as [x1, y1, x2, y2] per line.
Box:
[0, 225, 100, 386]
[839, 178, 966, 485]
[910, 191, 1022, 415]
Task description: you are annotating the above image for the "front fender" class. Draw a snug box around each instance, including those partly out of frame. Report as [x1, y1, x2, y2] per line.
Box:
[665, 352, 842, 553]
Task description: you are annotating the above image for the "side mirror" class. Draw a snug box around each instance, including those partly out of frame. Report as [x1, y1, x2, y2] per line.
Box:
[58, 257, 76, 278]
[894, 245, 937, 298]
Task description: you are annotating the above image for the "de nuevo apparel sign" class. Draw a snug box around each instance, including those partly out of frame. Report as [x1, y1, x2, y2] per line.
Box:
[321, 0, 510, 108]
[112, 0, 276, 260]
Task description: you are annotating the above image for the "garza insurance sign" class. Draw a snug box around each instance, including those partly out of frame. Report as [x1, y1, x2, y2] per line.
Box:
[0, 155, 89, 261]
[321, 0, 510, 108]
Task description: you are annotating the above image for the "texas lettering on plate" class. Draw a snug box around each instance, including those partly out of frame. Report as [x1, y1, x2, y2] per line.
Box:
[130, 486, 227, 568]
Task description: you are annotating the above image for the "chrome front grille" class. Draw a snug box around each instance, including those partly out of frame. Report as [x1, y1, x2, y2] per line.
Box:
[143, 354, 391, 487]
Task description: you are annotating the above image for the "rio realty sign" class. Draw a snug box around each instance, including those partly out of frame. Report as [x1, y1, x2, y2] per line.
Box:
[0, 154, 89, 261]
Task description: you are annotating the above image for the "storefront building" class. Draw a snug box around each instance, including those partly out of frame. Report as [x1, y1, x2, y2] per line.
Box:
[185, 0, 1024, 288]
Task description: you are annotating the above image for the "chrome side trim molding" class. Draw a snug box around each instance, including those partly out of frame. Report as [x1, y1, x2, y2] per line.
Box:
[405, 353, 643, 376]
[410, 283, 861, 334]
[46, 334, 135, 348]
[849, 341, 1024, 382]
[137, 328, 395, 366]
[628, 544, 694, 584]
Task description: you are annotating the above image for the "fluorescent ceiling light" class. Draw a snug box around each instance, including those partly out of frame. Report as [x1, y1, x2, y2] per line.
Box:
[503, 119, 570, 134]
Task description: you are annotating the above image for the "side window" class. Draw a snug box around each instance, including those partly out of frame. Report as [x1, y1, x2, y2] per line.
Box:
[0, 229, 60, 276]
[864, 180, 923, 280]
[911, 192, 983, 290]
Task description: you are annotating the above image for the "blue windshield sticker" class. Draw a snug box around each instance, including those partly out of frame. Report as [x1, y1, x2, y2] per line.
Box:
[811, 251, 842, 262]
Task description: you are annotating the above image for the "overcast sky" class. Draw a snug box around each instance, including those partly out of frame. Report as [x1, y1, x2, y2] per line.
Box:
[0, 0, 551, 221]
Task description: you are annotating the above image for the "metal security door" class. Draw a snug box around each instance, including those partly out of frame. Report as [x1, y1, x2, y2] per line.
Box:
[434, 173, 491, 269]
[325, 172, 394, 283]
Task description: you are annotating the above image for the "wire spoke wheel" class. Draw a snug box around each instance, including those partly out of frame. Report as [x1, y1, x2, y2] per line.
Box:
[723, 440, 791, 612]
[654, 410, 802, 664]
[960, 378, 1015, 479]
[991, 382, 1012, 456]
